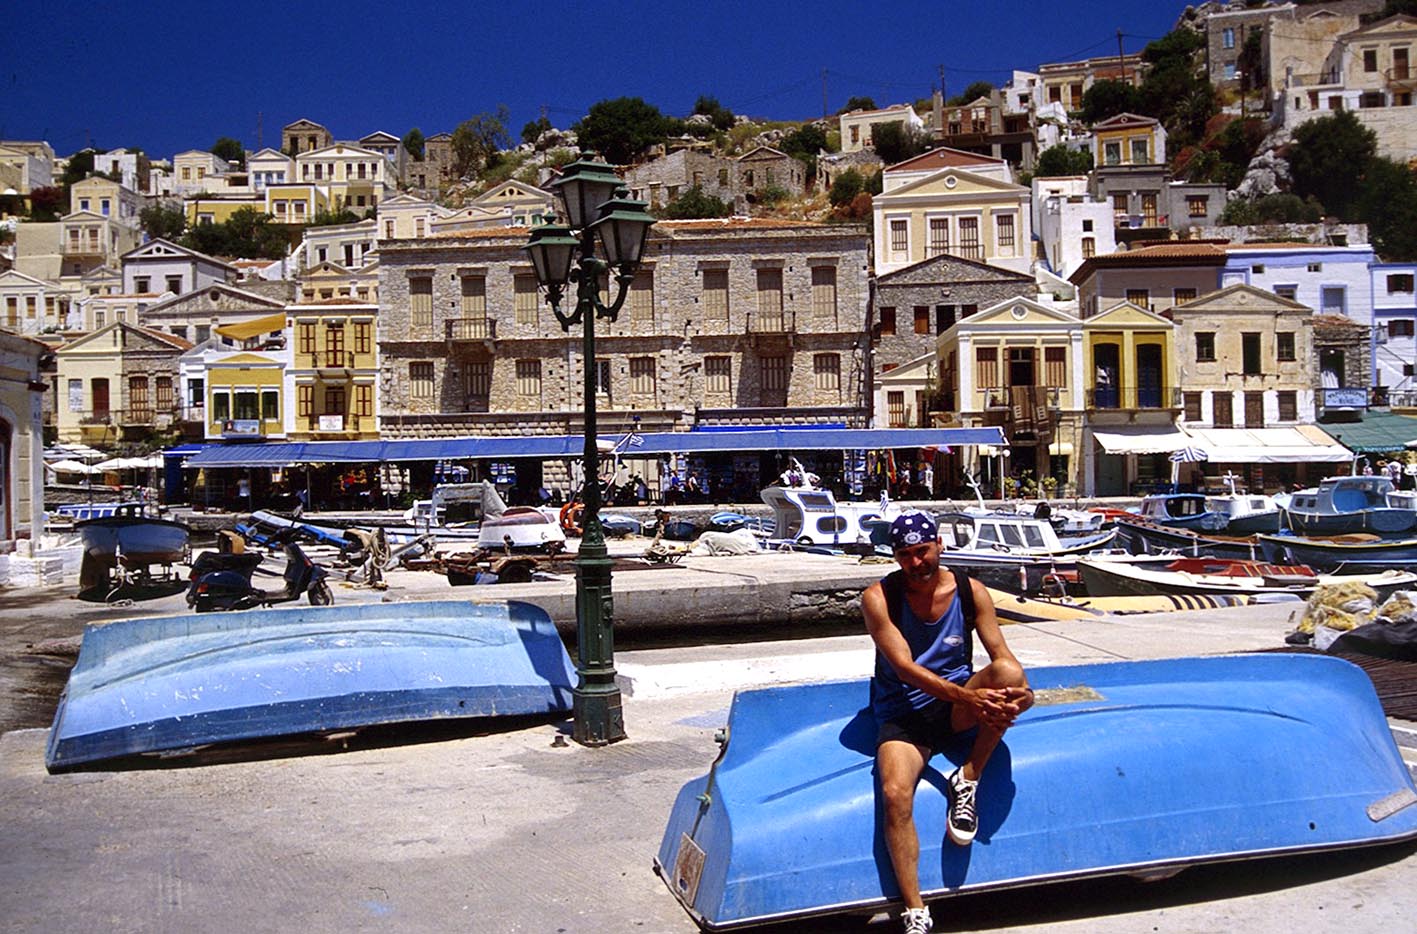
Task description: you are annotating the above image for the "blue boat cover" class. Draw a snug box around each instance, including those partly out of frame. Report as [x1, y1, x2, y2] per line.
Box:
[182, 427, 1007, 467]
[46, 600, 577, 771]
[655, 654, 1417, 929]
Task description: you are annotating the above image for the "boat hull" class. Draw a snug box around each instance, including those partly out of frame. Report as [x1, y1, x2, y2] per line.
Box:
[76, 516, 189, 569]
[1220, 509, 1283, 535]
[1286, 507, 1417, 536]
[1114, 519, 1267, 561]
[1077, 558, 1417, 601]
[654, 655, 1417, 930]
[45, 599, 578, 771]
[1258, 533, 1417, 572]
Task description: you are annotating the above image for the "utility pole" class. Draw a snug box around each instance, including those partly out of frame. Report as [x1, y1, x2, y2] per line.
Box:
[822, 68, 828, 119]
[1117, 29, 1127, 84]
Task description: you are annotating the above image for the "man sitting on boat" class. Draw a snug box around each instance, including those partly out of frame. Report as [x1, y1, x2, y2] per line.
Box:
[863, 512, 1033, 934]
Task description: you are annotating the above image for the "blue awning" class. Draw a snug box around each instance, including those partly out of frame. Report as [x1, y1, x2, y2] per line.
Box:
[183, 427, 1006, 468]
[162, 444, 209, 458]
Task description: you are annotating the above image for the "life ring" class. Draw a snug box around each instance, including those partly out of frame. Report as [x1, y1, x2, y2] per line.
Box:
[559, 502, 584, 536]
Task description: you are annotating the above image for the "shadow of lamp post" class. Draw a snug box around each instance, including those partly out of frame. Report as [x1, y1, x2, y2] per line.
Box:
[523, 156, 655, 746]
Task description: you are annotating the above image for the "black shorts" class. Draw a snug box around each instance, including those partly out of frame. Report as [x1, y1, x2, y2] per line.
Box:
[876, 698, 961, 753]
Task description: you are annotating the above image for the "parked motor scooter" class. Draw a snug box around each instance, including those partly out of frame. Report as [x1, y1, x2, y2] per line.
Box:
[188, 529, 333, 611]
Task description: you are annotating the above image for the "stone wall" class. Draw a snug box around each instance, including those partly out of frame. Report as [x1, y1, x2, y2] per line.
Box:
[874, 255, 1037, 370]
[377, 221, 873, 436]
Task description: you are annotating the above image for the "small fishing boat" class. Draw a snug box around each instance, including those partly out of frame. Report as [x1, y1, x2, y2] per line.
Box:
[476, 481, 565, 552]
[76, 504, 190, 600]
[1133, 492, 1229, 532]
[984, 586, 1248, 622]
[46, 599, 578, 771]
[1206, 473, 1282, 534]
[1076, 555, 1417, 600]
[1113, 516, 1266, 561]
[922, 511, 1126, 593]
[1257, 532, 1417, 573]
[1283, 475, 1417, 536]
[655, 654, 1417, 930]
[761, 484, 897, 547]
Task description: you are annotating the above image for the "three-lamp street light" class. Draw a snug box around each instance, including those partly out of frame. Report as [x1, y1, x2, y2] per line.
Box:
[523, 156, 655, 746]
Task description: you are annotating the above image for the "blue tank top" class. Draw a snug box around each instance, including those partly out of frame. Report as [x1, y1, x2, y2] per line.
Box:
[870, 583, 972, 720]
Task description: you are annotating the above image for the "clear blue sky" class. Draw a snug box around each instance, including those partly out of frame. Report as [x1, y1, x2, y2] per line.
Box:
[2, 1, 1186, 160]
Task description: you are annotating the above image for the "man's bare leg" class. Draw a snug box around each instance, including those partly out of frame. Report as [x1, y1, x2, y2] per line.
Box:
[877, 738, 931, 908]
[952, 658, 1027, 781]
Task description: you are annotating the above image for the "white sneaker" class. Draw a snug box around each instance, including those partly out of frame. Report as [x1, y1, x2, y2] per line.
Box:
[902, 905, 933, 934]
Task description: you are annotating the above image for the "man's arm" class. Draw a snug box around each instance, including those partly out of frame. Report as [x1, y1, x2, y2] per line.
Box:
[968, 578, 1034, 722]
[864, 581, 973, 707]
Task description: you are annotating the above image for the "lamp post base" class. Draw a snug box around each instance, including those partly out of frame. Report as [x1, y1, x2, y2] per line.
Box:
[572, 686, 626, 747]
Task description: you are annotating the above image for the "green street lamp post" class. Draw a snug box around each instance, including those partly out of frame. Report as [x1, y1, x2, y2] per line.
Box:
[523, 156, 655, 746]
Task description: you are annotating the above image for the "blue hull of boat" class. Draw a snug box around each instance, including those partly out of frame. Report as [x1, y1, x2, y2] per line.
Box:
[46, 600, 577, 771]
[1260, 534, 1417, 572]
[655, 654, 1417, 929]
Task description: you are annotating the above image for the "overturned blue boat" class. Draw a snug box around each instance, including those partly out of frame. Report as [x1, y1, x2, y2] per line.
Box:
[655, 654, 1417, 930]
[46, 600, 576, 771]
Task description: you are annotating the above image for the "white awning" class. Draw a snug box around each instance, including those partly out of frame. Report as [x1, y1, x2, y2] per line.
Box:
[1180, 427, 1352, 463]
[1092, 426, 1190, 455]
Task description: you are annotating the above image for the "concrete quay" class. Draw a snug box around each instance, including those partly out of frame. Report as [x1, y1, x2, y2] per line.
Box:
[2, 585, 1415, 933]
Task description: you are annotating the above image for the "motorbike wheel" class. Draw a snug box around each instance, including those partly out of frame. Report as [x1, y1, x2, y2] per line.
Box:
[308, 580, 333, 606]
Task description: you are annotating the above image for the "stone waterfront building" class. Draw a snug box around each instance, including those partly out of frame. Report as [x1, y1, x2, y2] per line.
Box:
[377, 219, 871, 493]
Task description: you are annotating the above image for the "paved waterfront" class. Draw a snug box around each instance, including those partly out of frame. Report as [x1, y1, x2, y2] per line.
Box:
[1, 555, 1415, 932]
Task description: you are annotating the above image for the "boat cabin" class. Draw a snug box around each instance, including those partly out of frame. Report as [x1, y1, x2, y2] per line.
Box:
[761, 486, 891, 546]
[939, 512, 1065, 554]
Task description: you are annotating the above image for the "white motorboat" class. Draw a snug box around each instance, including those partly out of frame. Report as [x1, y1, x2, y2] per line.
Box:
[1206, 473, 1282, 534]
[474, 481, 566, 553]
[760, 484, 898, 548]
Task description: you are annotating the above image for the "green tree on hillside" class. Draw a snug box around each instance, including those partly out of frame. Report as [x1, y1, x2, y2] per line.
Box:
[520, 117, 551, 146]
[181, 207, 291, 259]
[402, 128, 425, 160]
[573, 97, 672, 165]
[451, 107, 511, 177]
[692, 95, 737, 131]
[1034, 144, 1093, 177]
[139, 204, 186, 241]
[1289, 109, 1377, 220]
[211, 137, 245, 168]
[946, 81, 995, 106]
[1357, 157, 1417, 261]
[871, 122, 932, 165]
[839, 96, 877, 113]
[1079, 80, 1145, 123]
[27, 186, 65, 221]
[1139, 28, 1216, 152]
[659, 185, 732, 219]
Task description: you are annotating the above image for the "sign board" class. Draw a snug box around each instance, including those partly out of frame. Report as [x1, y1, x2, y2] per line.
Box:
[1322, 388, 1368, 408]
[223, 419, 262, 437]
[318, 414, 344, 431]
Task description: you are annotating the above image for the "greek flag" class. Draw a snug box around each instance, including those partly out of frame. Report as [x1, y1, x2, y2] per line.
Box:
[627, 431, 644, 448]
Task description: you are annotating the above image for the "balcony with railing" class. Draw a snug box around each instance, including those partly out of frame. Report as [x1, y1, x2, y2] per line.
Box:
[1087, 385, 1182, 409]
[304, 350, 357, 370]
[303, 413, 364, 433]
[445, 317, 497, 341]
[746, 308, 795, 335]
[1287, 71, 1341, 88]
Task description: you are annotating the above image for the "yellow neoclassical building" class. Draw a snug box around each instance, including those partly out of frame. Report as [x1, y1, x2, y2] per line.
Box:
[287, 301, 379, 441]
[936, 296, 1087, 493]
[1082, 301, 1184, 496]
[872, 155, 1032, 276]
